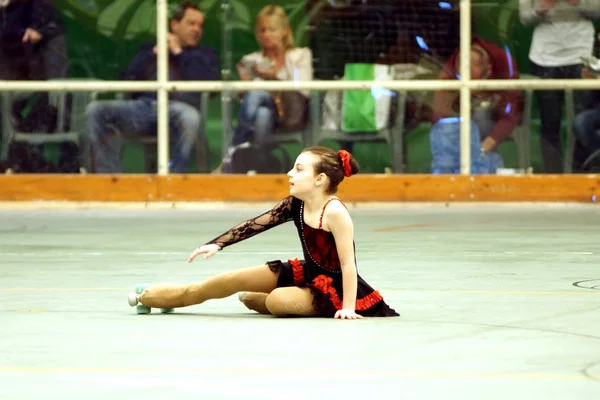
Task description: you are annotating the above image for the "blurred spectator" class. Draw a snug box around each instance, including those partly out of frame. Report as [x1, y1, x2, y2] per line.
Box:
[85, 1, 220, 173]
[0, 0, 67, 80]
[573, 67, 600, 171]
[0, 0, 73, 172]
[519, 0, 600, 173]
[429, 35, 523, 174]
[213, 5, 313, 174]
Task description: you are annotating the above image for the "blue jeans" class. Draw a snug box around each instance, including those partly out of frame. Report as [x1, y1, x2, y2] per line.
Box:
[430, 119, 503, 174]
[573, 108, 600, 153]
[86, 98, 201, 173]
[232, 90, 277, 147]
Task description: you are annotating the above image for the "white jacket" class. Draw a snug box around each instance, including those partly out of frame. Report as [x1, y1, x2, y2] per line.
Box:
[239, 47, 314, 97]
[519, 0, 600, 67]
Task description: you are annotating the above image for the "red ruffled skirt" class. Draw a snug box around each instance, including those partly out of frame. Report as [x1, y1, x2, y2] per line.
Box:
[267, 259, 399, 318]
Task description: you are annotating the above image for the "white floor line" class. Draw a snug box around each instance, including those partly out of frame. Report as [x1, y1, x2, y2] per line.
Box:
[0, 251, 299, 256]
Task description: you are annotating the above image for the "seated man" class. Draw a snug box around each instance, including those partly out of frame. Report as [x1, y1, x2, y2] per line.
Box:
[573, 67, 600, 170]
[430, 35, 523, 174]
[86, 1, 219, 173]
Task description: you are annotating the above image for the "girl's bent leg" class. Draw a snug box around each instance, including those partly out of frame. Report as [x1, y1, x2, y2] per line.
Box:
[139, 264, 279, 309]
[239, 292, 270, 315]
[265, 287, 320, 317]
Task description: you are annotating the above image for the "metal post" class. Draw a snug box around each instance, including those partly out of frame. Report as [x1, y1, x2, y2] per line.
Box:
[221, 0, 233, 160]
[459, 0, 472, 175]
[156, 0, 169, 175]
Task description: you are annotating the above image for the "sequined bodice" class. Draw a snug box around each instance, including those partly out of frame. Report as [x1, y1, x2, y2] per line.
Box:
[298, 201, 342, 273]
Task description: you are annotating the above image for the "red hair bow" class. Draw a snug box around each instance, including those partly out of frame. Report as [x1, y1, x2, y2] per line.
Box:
[338, 150, 352, 177]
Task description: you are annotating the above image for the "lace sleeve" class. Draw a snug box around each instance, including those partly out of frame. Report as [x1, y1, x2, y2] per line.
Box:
[204, 196, 295, 250]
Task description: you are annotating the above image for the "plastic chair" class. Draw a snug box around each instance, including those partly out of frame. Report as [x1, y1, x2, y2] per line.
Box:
[0, 82, 94, 171]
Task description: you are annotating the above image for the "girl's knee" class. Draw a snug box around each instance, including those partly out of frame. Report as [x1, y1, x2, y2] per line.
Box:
[265, 288, 316, 317]
[264, 289, 287, 317]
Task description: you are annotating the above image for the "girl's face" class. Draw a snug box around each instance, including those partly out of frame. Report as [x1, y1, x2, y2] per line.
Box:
[256, 16, 287, 51]
[287, 152, 327, 197]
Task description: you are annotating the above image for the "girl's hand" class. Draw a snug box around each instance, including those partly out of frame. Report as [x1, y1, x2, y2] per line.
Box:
[188, 244, 221, 263]
[334, 308, 364, 320]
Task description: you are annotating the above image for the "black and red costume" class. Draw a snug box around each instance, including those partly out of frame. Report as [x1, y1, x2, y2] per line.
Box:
[206, 196, 399, 318]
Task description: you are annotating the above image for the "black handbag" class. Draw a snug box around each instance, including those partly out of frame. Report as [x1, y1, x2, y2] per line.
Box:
[222, 142, 282, 174]
[273, 91, 309, 132]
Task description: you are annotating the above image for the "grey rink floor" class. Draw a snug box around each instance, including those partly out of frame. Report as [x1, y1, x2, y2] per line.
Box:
[1, 203, 599, 400]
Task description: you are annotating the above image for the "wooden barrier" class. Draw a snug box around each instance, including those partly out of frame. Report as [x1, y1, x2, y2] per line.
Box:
[0, 174, 598, 203]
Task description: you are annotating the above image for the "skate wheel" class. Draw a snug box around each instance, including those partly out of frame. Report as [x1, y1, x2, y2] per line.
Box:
[135, 284, 148, 295]
[127, 293, 139, 307]
[136, 305, 151, 314]
[160, 308, 174, 314]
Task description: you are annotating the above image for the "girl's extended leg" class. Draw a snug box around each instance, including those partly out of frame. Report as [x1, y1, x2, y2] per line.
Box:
[138, 265, 279, 309]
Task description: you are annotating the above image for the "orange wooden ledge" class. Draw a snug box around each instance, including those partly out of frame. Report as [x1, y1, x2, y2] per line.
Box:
[0, 174, 599, 202]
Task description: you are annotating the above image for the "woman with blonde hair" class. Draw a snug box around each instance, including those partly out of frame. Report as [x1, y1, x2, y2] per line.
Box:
[214, 5, 313, 173]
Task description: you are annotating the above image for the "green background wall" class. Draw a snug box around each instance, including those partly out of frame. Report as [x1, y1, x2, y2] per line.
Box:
[43, 1, 600, 172]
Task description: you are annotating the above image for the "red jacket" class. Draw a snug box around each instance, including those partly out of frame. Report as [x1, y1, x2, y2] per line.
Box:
[432, 35, 523, 143]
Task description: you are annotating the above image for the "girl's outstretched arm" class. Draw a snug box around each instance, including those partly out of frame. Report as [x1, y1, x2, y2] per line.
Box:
[188, 196, 294, 263]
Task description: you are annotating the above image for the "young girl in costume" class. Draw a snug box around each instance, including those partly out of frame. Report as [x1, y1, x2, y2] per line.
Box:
[128, 146, 399, 319]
